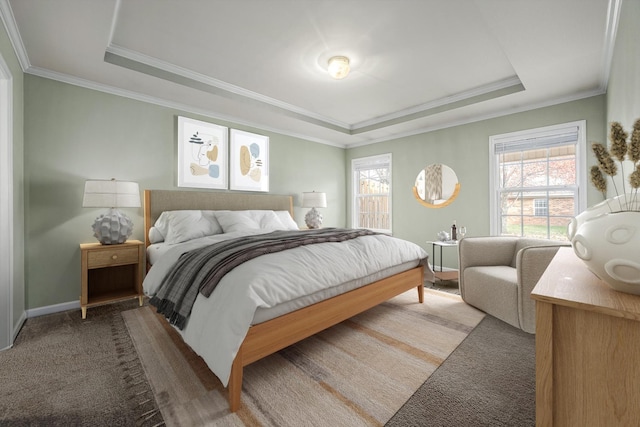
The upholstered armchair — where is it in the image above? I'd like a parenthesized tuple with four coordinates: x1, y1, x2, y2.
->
(458, 236, 570, 333)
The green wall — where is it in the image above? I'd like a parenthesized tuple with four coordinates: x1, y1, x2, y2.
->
(21, 79, 607, 308)
(23, 75, 345, 309)
(346, 95, 606, 268)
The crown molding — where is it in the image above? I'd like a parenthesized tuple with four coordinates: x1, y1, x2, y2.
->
(25, 66, 347, 148)
(346, 87, 607, 148)
(0, 0, 30, 71)
(598, 0, 622, 92)
(25, 64, 607, 151)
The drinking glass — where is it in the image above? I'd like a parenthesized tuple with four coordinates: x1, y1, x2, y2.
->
(458, 226, 467, 239)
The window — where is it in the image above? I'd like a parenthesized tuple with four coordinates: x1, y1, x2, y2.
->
(489, 121, 586, 240)
(534, 199, 548, 217)
(352, 154, 392, 233)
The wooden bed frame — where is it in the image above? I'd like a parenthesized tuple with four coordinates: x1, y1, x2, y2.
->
(143, 189, 425, 412)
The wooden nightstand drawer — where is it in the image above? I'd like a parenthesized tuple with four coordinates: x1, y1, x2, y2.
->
(87, 246, 139, 268)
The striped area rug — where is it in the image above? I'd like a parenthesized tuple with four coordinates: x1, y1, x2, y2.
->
(122, 289, 484, 426)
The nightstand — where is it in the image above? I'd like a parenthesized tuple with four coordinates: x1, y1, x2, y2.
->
(427, 240, 459, 281)
(80, 239, 145, 319)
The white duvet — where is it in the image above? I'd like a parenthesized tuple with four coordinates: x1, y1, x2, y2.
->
(143, 229, 430, 386)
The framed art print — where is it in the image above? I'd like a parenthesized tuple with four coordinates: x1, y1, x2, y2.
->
(230, 129, 269, 192)
(177, 116, 228, 189)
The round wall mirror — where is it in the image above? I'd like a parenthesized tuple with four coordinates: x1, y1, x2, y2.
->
(412, 163, 460, 208)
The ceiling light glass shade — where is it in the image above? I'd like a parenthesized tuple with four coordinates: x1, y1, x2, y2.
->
(82, 179, 141, 245)
(327, 56, 350, 79)
(302, 191, 327, 229)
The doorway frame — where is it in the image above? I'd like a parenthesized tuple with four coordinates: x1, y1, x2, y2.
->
(0, 52, 15, 350)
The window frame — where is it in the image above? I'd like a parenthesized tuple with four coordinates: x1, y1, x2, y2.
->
(489, 120, 587, 238)
(351, 153, 392, 234)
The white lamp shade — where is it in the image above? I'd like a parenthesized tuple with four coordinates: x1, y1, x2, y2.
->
(82, 179, 141, 208)
(302, 192, 327, 208)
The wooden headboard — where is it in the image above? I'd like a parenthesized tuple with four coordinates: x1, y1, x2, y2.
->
(143, 189, 294, 248)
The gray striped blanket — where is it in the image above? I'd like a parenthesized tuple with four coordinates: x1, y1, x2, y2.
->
(150, 228, 376, 329)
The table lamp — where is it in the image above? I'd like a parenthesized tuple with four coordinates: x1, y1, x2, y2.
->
(82, 178, 141, 245)
(302, 191, 327, 229)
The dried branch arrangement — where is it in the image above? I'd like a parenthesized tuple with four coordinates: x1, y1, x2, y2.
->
(590, 119, 640, 212)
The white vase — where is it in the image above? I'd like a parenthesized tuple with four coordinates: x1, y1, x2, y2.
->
(569, 199, 640, 295)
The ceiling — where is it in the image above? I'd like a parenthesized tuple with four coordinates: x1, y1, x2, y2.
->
(1, 0, 620, 148)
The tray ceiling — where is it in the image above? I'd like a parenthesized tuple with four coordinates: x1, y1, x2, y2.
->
(2, 0, 619, 147)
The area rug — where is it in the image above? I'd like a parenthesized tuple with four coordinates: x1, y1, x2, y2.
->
(425, 278, 459, 295)
(0, 300, 164, 426)
(123, 288, 485, 426)
(386, 315, 536, 426)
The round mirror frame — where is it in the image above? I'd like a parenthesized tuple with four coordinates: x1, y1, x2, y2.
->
(412, 164, 461, 208)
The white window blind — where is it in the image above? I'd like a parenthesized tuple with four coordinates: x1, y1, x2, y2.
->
(493, 128, 579, 154)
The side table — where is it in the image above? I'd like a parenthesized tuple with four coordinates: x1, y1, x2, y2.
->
(427, 240, 459, 281)
(80, 239, 145, 319)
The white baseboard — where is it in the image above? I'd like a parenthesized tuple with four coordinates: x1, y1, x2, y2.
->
(0, 302, 79, 351)
(26, 300, 80, 318)
(12, 310, 26, 340)
(2, 308, 29, 351)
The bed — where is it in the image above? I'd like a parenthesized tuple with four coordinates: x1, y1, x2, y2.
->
(142, 189, 434, 412)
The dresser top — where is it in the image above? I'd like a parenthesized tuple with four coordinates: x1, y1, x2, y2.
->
(531, 247, 640, 321)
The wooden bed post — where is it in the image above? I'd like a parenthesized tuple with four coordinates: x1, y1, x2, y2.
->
(418, 267, 425, 303)
(229, 348, 243, 412)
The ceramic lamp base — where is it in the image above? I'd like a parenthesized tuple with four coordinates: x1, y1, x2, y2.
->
(304, 207, 323, 229)
(92, 208, 134, 245)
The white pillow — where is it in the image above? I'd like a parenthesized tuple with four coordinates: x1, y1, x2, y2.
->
(152, 210, 222, 244)
(148, 226, 164, 244)
(215, 210, 290, 233)
(215, 211, 261, 233)
(250, 210, 289, 230)
(201, 211, 222, 228)
(274, 211, 299, 230)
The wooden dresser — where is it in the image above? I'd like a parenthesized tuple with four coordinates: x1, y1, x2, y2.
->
(531, 247, 640, 426)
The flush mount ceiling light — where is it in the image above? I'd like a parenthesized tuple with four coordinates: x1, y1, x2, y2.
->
(327, 56, 350, 79)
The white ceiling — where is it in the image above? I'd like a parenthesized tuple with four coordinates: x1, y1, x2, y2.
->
(1, 0, 620, 147)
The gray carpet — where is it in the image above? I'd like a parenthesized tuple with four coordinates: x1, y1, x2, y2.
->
(386, 315, 535, 426)
(0, 300, 164, 427)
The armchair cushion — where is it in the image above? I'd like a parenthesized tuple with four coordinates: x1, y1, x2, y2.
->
(463, 266, 519, 327)
(459, 236, 569, 333)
